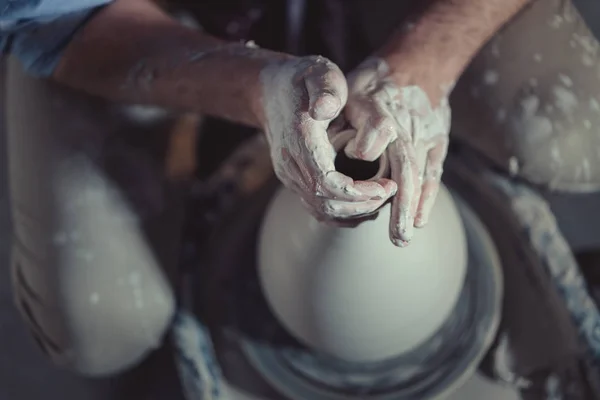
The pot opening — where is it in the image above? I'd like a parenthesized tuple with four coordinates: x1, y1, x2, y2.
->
(334, 151, 381, 181)
(330, 129, 389, 181)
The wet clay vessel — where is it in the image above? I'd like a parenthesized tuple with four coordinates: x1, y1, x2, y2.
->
(258, 130, 468, 363)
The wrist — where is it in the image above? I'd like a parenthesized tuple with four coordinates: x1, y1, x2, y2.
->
(254, 56, 303, 132)
(381, 50, 459, 102)
(376, 22, 472, 92)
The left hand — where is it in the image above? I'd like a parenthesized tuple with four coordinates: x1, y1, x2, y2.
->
(344, 57, 452, 247)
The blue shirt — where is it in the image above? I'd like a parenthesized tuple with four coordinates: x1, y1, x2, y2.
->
(0, 0, 112, 76)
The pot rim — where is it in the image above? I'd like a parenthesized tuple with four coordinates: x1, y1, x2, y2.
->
(330, 129, 390, 180)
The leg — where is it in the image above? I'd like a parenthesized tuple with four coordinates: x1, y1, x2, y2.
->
(6, 58, 181, 377)
(451, 0, 600, 192)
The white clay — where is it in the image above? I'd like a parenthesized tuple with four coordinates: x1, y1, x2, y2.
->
(258, 183, 468, 363)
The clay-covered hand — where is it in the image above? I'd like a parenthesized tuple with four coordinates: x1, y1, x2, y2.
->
(345, 57, 452, 246)
(260, 56, 396, 221)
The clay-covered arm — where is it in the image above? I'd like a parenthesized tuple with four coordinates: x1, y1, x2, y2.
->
(53, 0, 291, 128)
(55, 0, 397, 223)
(377, 0, 532, 99)
(343, 0, 531, 245)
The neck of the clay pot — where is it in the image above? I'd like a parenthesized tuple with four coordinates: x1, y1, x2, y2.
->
(330, 129, 390, 181)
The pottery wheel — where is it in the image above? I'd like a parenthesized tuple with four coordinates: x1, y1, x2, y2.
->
(193, 178, 503, 400)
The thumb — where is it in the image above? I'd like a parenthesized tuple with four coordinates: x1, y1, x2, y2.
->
(304, 61, 348, 121)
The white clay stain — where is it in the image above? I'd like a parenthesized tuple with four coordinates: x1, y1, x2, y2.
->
(509, 157, 519, 176)
(582, 54, 595, 67)
(558, 74, 573, 87)
(483, 70, 499, 85)
(551, 143, 562, 165)
(512, 94, 553, 143)
(548, 15, 563, 29)
(552, 86, 578, 114)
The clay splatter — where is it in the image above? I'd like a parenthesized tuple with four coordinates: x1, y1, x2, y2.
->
(552, 86, 578, 114)
(548, 15, 563, 29)
(558, 74, 573, 88)
(512, 95, 553, 143)
(483, 70, 499, 86)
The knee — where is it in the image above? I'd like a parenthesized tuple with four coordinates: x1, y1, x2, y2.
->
(451, 0, 600, 191)
(63, 285, 176, 377)
(12, 254, 176, 377)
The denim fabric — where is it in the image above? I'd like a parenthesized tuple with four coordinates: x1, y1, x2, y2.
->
(0, 0, 111, 76)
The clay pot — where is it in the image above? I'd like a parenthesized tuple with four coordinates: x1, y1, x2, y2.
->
(257, 130, 468, 363)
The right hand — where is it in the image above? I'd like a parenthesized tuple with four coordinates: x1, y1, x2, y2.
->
(260, 56, 396, 222)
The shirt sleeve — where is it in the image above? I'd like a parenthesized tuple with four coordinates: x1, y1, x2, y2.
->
(0, 0, 113, 77)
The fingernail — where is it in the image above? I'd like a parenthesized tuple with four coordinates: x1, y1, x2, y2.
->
(415, 196, 435, 227)
(402, 227, 414, 242)
(359, 141, 377, 161)
(414, 214, 428, 228)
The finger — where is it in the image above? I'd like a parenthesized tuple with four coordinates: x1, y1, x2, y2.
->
(293, 133, 369, 201)
(415, 138, 448, 227)
(300, 182, 392, 222)
(325, 213, 380, 228)
(319, 197, 389, 219)
(304, 61, 348, 121)
(323, 171, 390, 200)
(353, 178, 397, 199)
(388, 139, 421, 246)
(297, 120, 389, 201)
(300, 198, 379, 228)
(344, 99, 397, 161)
(415, 145, 429, 182)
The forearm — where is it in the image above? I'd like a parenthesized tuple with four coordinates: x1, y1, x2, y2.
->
(378, 0, 532, 87)
(53, 0, 290, 128)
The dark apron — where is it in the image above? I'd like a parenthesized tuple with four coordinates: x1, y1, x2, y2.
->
(168, 0, 420, 71)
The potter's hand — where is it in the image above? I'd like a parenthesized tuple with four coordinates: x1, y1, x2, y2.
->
(261, 56, 396, 221)
(345, 58, 451, 246)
